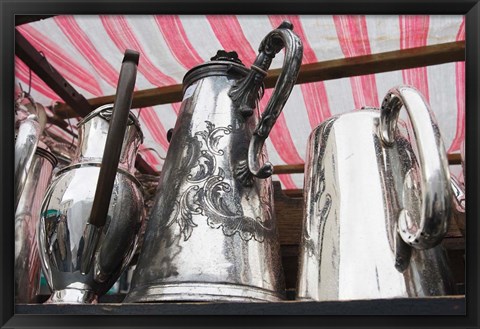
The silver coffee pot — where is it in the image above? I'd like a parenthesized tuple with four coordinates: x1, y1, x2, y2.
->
(297, 86, 455, 301)
(37, 50, 145, 303)
(15, 143, 57, 303)
(125, 22, 303, 303)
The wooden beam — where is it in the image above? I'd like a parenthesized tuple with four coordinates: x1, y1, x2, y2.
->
(273, 153, 462, 175)
(54, 41, 465, 119)
(15, 29, 93, 117)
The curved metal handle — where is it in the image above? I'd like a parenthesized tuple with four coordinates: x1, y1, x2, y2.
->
(230, 21, 303, 185)
(380, 85, 452, 249)
(81, 49, 140, 274)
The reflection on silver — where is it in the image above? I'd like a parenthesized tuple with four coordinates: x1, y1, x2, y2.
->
(38, 105, 145, 304)
(380, 86, 452, 249)
(15, 145, 57, 303)
(297, 86, 455, 301)
(125, 22, 303, 303)
(15, 110, 40, 210)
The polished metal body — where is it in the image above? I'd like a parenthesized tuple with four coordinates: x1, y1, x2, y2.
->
(38, 105, 144, 303)
(297, 86, 455, 301)
(15, 144, 57, 303)
(14, 99, 46, 210)
(125, 23, 303, 303)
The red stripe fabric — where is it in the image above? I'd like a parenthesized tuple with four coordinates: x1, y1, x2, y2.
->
(268, 15, 332, 128)
(15, 57, 60, 101)
(154, 16, 204, 69)
(138, 145, 160, 166)
(399, 16, 430, 101)
(101, 16, 178, 87)
(101, 16, 182, 114)
(17, 25, 103, 97)
(55, 16, 170, 153)
(54, 16, 119, 87)
(449, 18, 465, 153)
(333, 15, 379, 108)
(206, 15, 303, 189)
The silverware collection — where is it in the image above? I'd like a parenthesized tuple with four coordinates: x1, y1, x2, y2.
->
(14, 21, 466, 304)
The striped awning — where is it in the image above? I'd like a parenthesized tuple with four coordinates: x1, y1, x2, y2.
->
(15, 15, 465, 189)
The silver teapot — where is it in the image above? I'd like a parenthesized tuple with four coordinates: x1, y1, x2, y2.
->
(37, 50, 145, 303)
(125, 22, 303, 303)
(15, 143, 57, 303)
(297, 86, 455, 301)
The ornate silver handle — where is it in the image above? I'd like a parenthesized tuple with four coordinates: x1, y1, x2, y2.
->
(380, 86, 452, 249)
(230, 21, 303, 186)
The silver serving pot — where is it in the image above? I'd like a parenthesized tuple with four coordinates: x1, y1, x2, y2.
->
(297, 86, 455, 301)
(15, 143, 57, 303)
(125, 22, 303, 303)
(38, 50, 145, 303)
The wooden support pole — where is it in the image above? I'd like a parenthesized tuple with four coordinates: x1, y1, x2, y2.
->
(54, 41, 465, 119)
(15, 29, 93, 117)
(273, 153, 462, 175)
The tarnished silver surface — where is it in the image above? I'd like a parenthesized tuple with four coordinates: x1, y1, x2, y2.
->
(38, 105, 144, 304)
(297, 87, 455, 301)
(125, 22, 303, 303)
(15, 145, 57, 303)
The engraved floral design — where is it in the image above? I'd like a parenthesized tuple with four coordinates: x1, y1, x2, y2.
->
(303, 119, 335, 257)
(167, 121, 273, 242)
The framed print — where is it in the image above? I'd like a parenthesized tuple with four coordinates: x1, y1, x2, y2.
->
(1, 1, 478, 328)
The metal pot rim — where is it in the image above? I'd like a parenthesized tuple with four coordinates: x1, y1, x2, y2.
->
(78, 104, 144, 142)
(182, 60, 252, 92)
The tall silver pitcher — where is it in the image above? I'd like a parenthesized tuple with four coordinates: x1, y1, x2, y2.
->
(297, 86, 455, 301)
(15, 143, 57, 303)
(125, 22, 303, 303)
(37, 50, 145, 303)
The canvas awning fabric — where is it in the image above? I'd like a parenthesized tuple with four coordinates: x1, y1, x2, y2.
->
(15, 15, 465, 189)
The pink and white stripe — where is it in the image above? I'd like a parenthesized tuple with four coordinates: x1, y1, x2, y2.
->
(54, 16, 168, 165)
(269, 15, 333, 128)
(17, 24, 103, 98)
(333, 15, 379, 108)
(15, 15, 465, 187)
(449, 18, 465, 153)
(400, 16, 430, 101)
(206, 15, 303, 188)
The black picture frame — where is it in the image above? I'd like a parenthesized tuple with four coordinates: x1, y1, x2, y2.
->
(1, 1, 479, 328)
